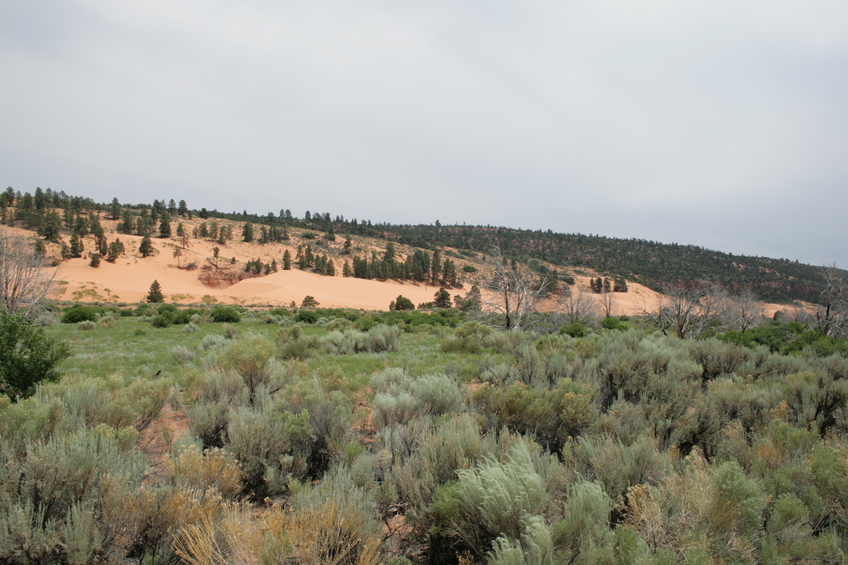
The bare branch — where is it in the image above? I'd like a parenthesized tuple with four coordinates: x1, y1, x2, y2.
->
(0, 228, 55, 318)
(476, 247, 548, 330)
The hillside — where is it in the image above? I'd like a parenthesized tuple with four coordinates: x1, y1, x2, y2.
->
(0, 187, 834, 308)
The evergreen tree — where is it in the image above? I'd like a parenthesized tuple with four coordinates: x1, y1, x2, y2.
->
(107, 239, 124, 262)
(159, 218, 171, 238)
(69, 234, 84, 258)
(243, 222, 254, 242)
(343, 235, 352, 254)
(343, 260, 352, 277)
(89, 253, 100, 268)
(431, 249, 442, 285)
(178, 199, 188, 217)
(118, 210, 135, 234)
(139, 235, 154, 258)
(146, 280, 164, 303)
(283, 249, 292, 270)
(434, 287, 452, 308)
(109, 197, 121, 219)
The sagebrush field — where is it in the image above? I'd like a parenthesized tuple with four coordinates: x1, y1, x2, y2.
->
(3, 302, 848, 565)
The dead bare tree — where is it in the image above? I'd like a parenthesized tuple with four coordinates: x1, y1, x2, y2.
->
(641, 281, 728, 338)
(0, 228, 55, 317)
(599, 290, 616, 318)
(557, 285, 598, 325)
(726, 286, 764, 332)
(477, 248, 548, 330)
(817, 263, 848, 338)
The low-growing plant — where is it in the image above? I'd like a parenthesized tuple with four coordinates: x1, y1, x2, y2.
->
(77, 319, 96, 331)
(172, 345, 196, 363)
(211, 306, 241, 323)
(61, 305, 97, 324)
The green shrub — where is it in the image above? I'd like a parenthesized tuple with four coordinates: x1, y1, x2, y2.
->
(77, 320, 96, 331)
(471, 379, 597, 454)
(560, 323, 587, 338)
(61, 305, 96, 324)
(150, 313, 172, 328)
(295, 310, 319, 324)
(210, 306, 241, 323)
(601, 317, 627, 331)
(0, 311, 70, 400)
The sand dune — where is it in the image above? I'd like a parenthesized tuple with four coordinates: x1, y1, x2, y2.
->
(5, 223, 785, 316)
(47, 232, 446, 310)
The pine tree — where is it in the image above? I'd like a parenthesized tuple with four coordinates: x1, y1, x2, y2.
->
(89, 253, 100, 268)
(159, 218, 171, 238)
(139, 235, 154, 258)
(146, 280, 164, 303)
(69, 234, 84, 258)
(431, 249, 442, 285)
(283, 249, 292, 270)
(434, 287, 452, 308)
(109, 197, 121, 219)
(243, 222, 254, 242)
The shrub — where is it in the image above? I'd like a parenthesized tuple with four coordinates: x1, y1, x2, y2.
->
(277, 326, 321, 360)
(210, 306, 241, 323)
(455, 442, 551, 560)
(0, 425, 147, 563)
(224, 406, 310, 498)
(552, 481, 614, 564)
(0, 311, 70, 400)
(199, 333, 229, 350)
(392, 295, 415, 311)
(77, 320, 96, 331)
(284, 466, 382, 565)
(62, 305, 96, 324)
(560, 323, 588, 338)
(150, 313, 172, 328)
(295, 309, 319, 324)
(172, 345, 196, 363)
(601, 317, 627, 331)
(218, 334, 279, 403)
(321, 324, 401, 355)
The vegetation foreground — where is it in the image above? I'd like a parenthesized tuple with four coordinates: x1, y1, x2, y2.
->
(3, 300, 848, 565)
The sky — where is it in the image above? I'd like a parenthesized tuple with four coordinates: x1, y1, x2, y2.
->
(2, 1, 847, 267)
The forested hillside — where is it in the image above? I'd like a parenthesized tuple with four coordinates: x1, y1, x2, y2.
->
(1, 186, 837, 304)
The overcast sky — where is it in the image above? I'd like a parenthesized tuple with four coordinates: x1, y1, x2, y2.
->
(2, 1, 847, 266)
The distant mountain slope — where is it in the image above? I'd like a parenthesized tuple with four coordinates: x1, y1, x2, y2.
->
(343, 224, 828, 304)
